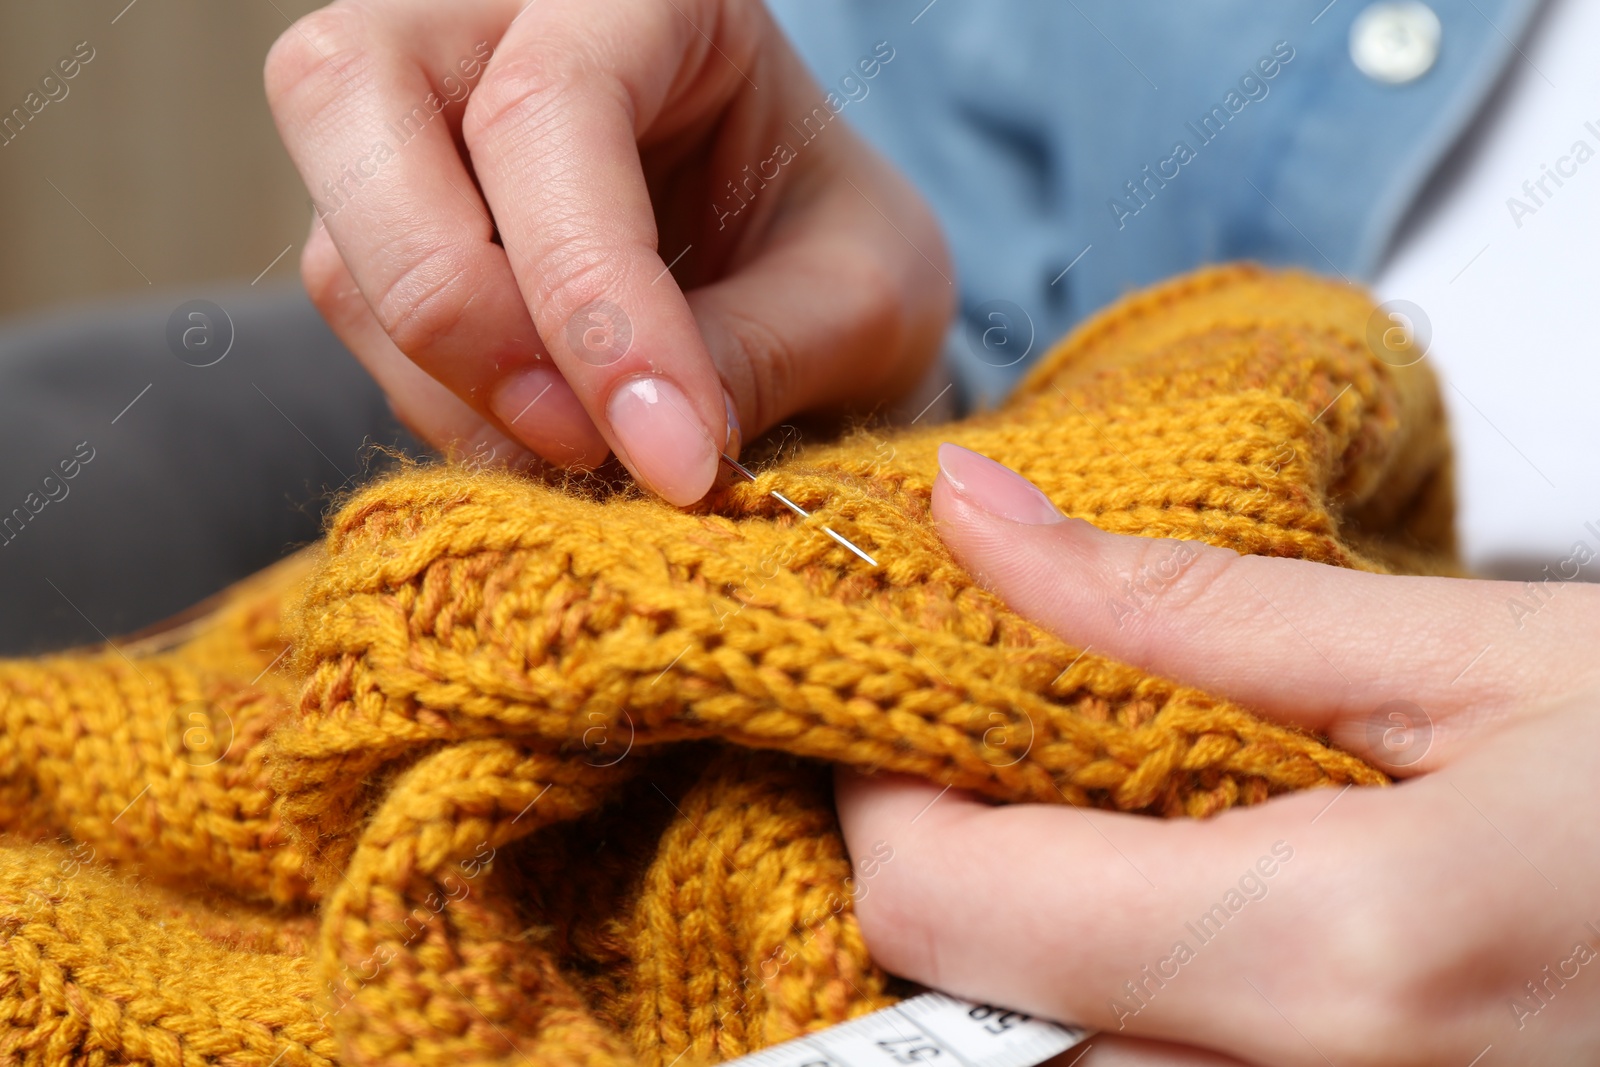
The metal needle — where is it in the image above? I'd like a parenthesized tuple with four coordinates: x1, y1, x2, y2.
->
(718, 453, 878, 567)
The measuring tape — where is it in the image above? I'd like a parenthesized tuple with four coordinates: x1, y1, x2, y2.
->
(721, 993, 1092, 1067)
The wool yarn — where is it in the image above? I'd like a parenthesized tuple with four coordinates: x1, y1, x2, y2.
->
(0, 265, 1456, 1066)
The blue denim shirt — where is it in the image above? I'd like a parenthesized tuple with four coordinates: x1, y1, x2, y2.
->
(766, 0, 1540, 410)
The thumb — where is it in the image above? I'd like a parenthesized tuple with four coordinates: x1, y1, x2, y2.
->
(928, 443, 1600, 772)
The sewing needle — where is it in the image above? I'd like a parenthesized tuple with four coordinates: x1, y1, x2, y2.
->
(718, 453, 879, 568)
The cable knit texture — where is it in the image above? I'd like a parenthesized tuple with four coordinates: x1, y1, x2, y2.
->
(0, 265, 1455, 1066)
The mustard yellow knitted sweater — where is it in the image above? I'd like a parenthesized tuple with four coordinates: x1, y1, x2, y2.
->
(0, 266, 1454, 1067)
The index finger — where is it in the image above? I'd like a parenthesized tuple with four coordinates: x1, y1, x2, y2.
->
(462, 0, 745, 505)
(264, 0, 611, 471)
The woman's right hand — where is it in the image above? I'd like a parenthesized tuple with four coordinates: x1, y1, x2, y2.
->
(265, 0, 954, 505)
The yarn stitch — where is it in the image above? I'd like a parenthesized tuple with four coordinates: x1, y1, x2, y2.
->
(0, 265, 1455, 1066)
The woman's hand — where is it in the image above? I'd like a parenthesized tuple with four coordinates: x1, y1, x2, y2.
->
(837, 444, 1600, 1066)
(265, 0, 953, 504)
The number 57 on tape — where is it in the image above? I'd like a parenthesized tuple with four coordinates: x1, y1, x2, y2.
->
(722, 992, 1091, 1067)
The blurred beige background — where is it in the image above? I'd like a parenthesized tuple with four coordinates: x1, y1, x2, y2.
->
(0, 0, 323, 318)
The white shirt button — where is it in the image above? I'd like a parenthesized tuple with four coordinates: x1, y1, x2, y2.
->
(1350, 2, 1442, 84)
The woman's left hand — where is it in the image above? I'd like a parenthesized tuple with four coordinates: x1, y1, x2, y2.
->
(836, 444, 1600, 1066)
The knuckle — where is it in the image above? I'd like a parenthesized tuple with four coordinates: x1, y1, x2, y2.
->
(371, 246, 479, 357)
(858, 258, 925, 390)
(462, 50, 594, 150)
(298, 232, 349, 314)
(883, 192, 953, 298)
(716, 309, 796, 431)
(917, 216, 956, 300)
(844, 255, 905, 349)
(526, 238, 627, 330)
(1115, 535, 1231, 618)
(1326, 974, 1448, 1062)
(1299, 885, 1465, 1060)
(263, 4, 373, 116)
(861, 254, 907, 324)
(1167, 545, 1242, 616)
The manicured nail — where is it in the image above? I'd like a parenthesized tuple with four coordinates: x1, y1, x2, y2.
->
(607, 375, 719, 506)
(722, 388, 742, 458)
(937, 442, 1066, 525)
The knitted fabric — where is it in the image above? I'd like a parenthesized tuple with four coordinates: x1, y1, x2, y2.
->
(0, 265, 1455, 1066)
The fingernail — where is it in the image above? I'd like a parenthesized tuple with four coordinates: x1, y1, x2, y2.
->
(607, 375, 719, 506)
(722, 388, 742, 458)
(937, 442, 1066, 525)
(490, 364, 565, 433)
